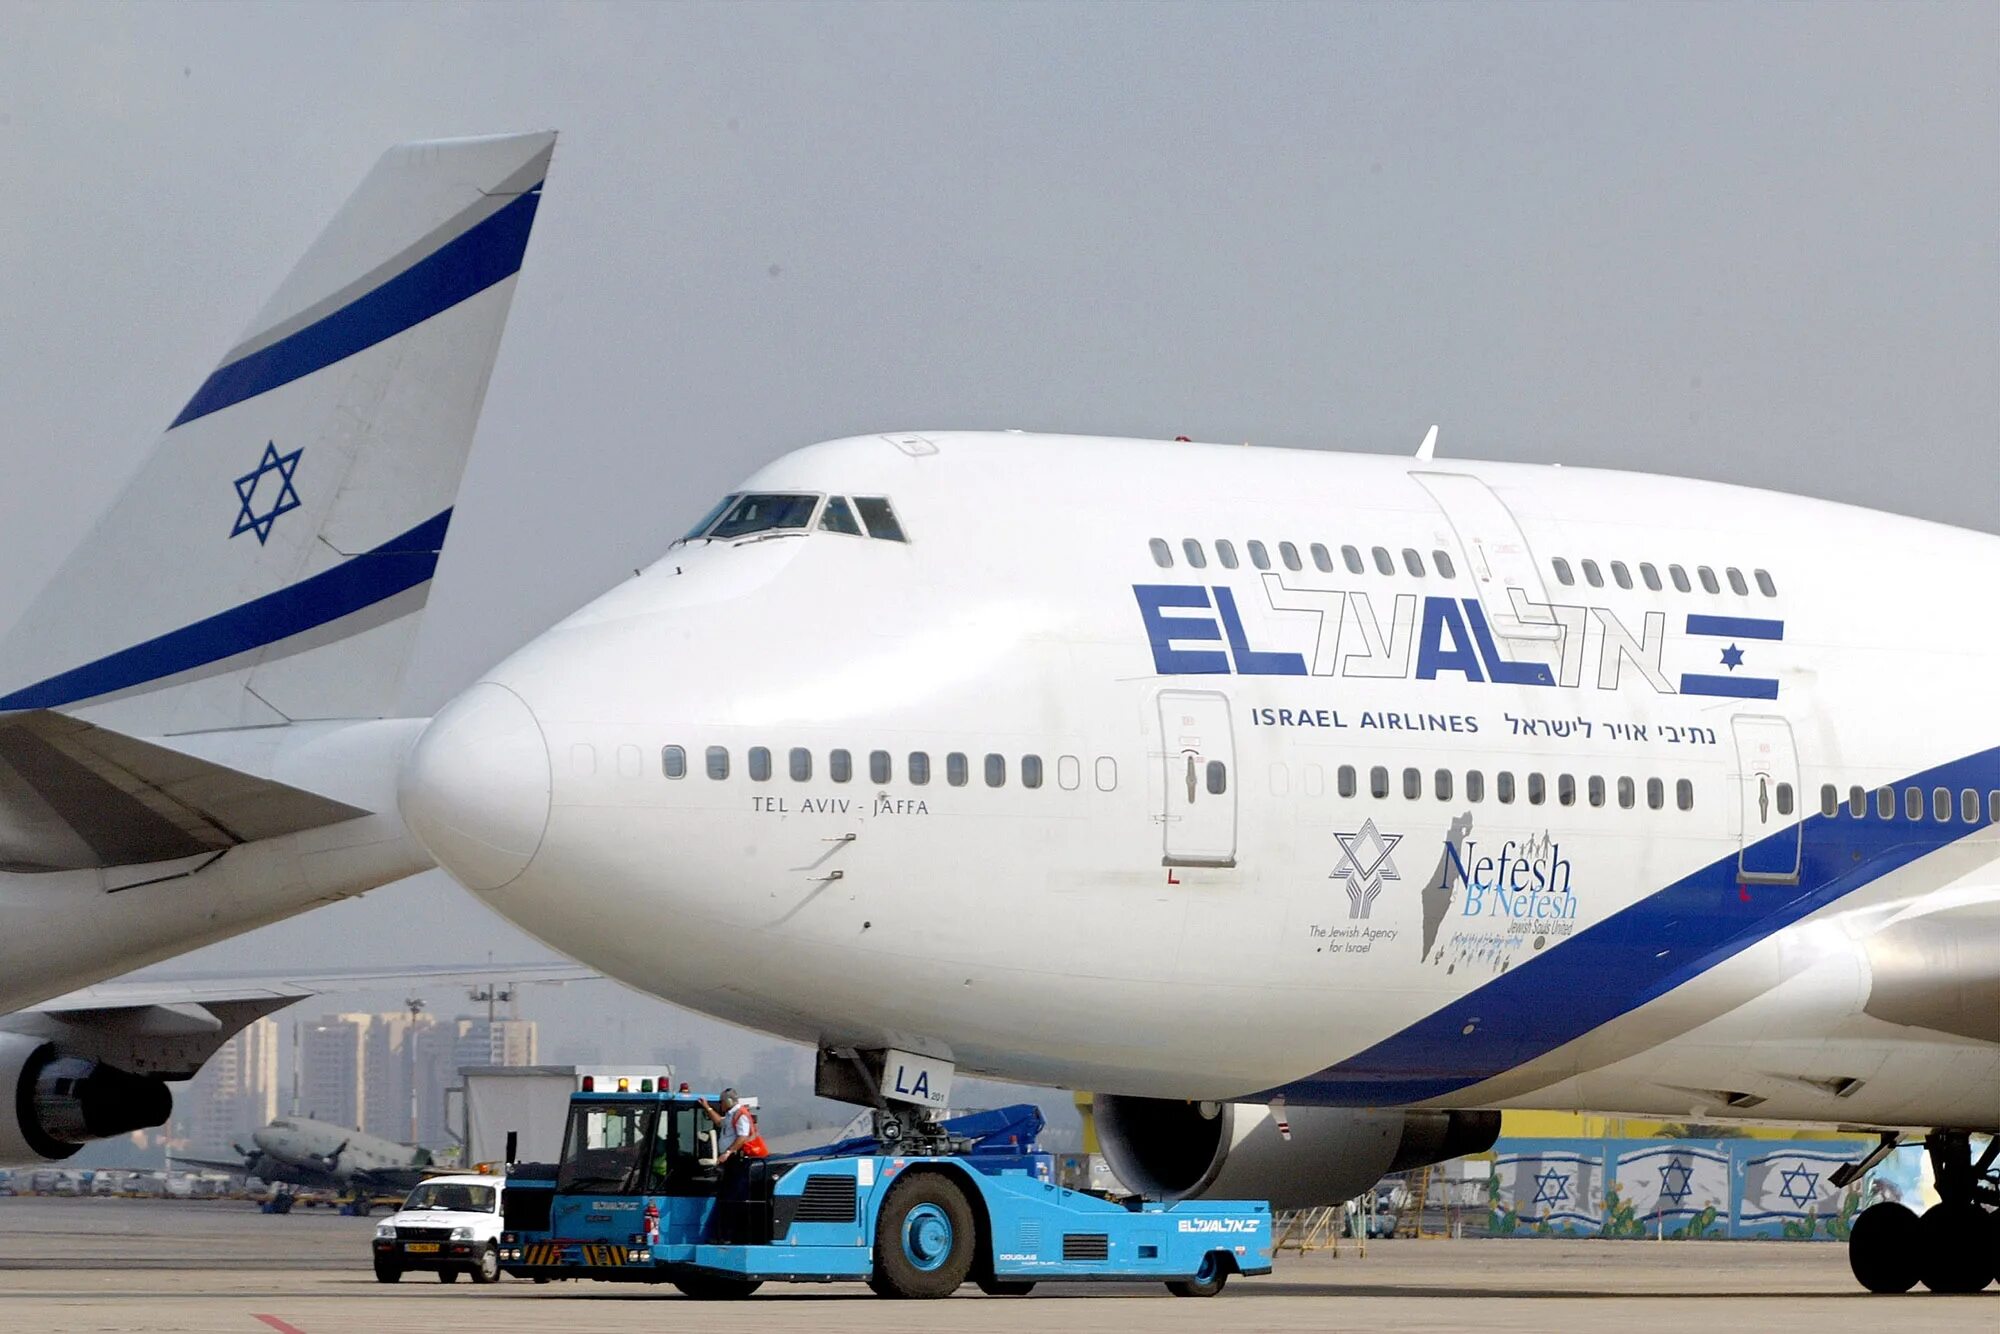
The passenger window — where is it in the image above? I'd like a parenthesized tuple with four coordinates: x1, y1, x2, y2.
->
(908, 752, 931, 785)
(1933, 787, 1951, 822)
(1647, 777, 1665, 810)
(1466, 770, 1485, 802)
(1528, 773, 1547, 805)
(662, 745, 686, 779)
(1057, 755, 1080, 790)
(1877, 786, 1894, 819)
(709, 493, 820, 540)
(1991, 791, 2000, 824)
(790, 748, 812, 782)
(1182, 539, 1207, 569)
(1775, 782, 1793, 815)
(1280, 541, 1303, 572)
(1618, 776, 1635, 809)
(1206, 761, 1227, 795)
(1435, 768, 1453, 801)
(1216, 539, 1240, 570)
(1403, 767, 1421, 800)
(1338, 765, 1357, 798)
(1698, 566, 1721, 594)
(1433, 550, 1456, 579)
(947, 753, 969, 787)
(829, 749, 852, 783)
(1552, 558, 1574, 586)
(1678, 779, 1695, 811)
(1372, 546, 1395, 576)
(1497, 772, 1516, 804)
(706, 746, 729, 780)
(870, 750, 892, 784)
(1669, 565, 1692, 593)
(1370, 766, 1390, 799)
(1582, 560, 1603, 588)
(1342, 545, 1365, 574)
(1819, 785, 1837, 817)
(1149, 538, 1173, 569)
(749, 747, 772, 782)
(854, 496, 907, 542)
(1311, 543, 1335, 573)
(1962, 788, 1979, 823)
(1640, 563, 1663, 591)
(1755, 569, 1778, 598)
(1095, 757, 1118, 792)
(1848, 786, 1865, 818)
(1303, 764, 1325, 798)
(985, 754, 1006, 788)
(1905, 787, 1922, 821)
(1588, 775, 1605, 807)
(1558, 774, 1576, 806)
(1022, 755, 1044, 789)
(1402, 548, 1425, 577)
(1611, 561, 1632, 590)
(1247, 540, 1271, 570)
(1727, 568, 1749, 596)
(819, 496, 863, 536)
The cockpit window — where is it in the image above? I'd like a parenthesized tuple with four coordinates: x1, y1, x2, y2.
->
(681, 494, 737, 541)
(705, 493, 819, 540)
(854, 497, 907, 542)
(819, 497, 863, 536)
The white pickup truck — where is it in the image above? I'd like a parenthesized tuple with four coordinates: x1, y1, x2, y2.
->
(372, 1174, 506, 1283)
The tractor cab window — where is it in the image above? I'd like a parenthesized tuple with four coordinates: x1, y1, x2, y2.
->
(556, 1102, 655, 1194)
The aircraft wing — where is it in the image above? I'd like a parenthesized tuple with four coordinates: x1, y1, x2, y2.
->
(0, 709, 367, 872)
(168, 1154, 257, 1177)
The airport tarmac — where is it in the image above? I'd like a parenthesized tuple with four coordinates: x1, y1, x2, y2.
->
(1, 1196, 1994, 1332)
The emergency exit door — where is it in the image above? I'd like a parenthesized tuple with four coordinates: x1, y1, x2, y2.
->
(1157, 690, 1237, 868)
(1732, 715, 1801, 884)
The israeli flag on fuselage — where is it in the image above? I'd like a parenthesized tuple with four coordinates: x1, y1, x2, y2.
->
(0, 132, 555, 733)
(1678, 614, 1784, 699)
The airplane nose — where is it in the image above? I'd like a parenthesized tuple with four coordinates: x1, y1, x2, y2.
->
(399, 682, 552, 891)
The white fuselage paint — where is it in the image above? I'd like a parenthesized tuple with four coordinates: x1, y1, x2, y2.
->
(406, 433, 2000, 1131)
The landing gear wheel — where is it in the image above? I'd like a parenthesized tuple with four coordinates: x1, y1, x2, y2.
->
(1167, 1253, 1229, 1298)
(1848, 1202, 1921, 1293)
(372, 1261, 402, 1284)
(470, 1244, 501, 1284)
(1919, 1201, 1994, 1294)
(871, 1173, 976, 1298)
(671, 1276, 764, 1299)
(437, 1268, 459, 1283)
(975, 1277, 1035, 1295)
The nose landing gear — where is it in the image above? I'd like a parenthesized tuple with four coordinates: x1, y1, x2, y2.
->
(1848, 1130, 2000, 1293)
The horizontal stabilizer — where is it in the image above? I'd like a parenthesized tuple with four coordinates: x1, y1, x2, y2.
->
(0, 710, 367, 872)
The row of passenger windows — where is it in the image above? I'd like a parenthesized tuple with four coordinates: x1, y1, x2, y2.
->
(1333, 764, 1698, 812)
(662, 746, 1119, 792)
(1820, 783, 2000, 825)
(1551, 557, 1777, 598)
(1151, 538, 1458, 579)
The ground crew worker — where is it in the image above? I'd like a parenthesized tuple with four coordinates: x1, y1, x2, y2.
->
(698, 1088, 768, 1165)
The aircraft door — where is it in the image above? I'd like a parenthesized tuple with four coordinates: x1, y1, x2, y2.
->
(1732, 715, 1801, 884)
(1157, 690, 1237, 868)
(1414, 472, 1559, 662)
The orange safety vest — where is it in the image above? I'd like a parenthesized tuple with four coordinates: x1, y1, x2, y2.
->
(729, 1105, 769, 1159)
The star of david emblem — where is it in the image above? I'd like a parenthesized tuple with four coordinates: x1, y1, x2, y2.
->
(1330, 818, 1401, 920)
(231, 440, 303, 544)
(1657, 1158, 1694, 1205)
(1531, 1167, 1571, 1208)
(1720, 643, 1745, 670)
(1777, 1163, 1820, 1207)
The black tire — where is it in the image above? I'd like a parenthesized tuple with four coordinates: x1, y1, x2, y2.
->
(1919, 1201, 1993, 1294)
(1849, 1201, 1921, 1293)
(672, 1276, 764, 1300)
(975, 1277, 1035, 1296)
(1167, 1252, 1230, 1298)
(872, 1173, 977, 1299)
(470, 1244, 501, 1284)
(437, 1268, 459, 1283)
(373, 1261, 402, 1284)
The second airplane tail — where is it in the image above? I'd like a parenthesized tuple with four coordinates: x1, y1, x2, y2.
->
(0, 131, 556, 733)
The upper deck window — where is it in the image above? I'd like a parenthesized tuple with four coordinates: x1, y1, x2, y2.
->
(707, 493, 819, 540)
(819, 497, 863, 536)
(854, 497, 907, 542)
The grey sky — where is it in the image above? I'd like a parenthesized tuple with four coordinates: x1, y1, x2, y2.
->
(4, 1, 1999, 1079)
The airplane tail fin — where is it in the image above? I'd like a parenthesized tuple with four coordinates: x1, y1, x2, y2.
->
(0, 132, 556, 732)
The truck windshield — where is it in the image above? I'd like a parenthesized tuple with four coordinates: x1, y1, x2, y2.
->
(402, 1182, 495, 1212)
(556, 1103, 655, 1194)
(705, 493, 819, 540)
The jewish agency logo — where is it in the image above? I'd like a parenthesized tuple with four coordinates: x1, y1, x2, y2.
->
(1330, 818, 1402, 920)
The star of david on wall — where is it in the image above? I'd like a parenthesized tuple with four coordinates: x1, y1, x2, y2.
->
(232, 440, 303, 544)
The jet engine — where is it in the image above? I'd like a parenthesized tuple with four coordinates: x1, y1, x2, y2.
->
(1094, 1095, 1500, 1211)
(0, 1033, 173, 1164)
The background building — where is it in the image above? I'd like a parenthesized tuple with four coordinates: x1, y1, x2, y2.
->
(173, 1017, 279, 1157)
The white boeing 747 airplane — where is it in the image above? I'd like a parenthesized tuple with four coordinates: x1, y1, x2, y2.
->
(400, 429, 2000, 1293)
(0, 132, 559, 1167)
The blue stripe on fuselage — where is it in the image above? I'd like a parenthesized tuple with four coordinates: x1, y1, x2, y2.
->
(1274, 747, 2000, 1105)
(0, 510, 452, 711)
(169, 185, 542, 430)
